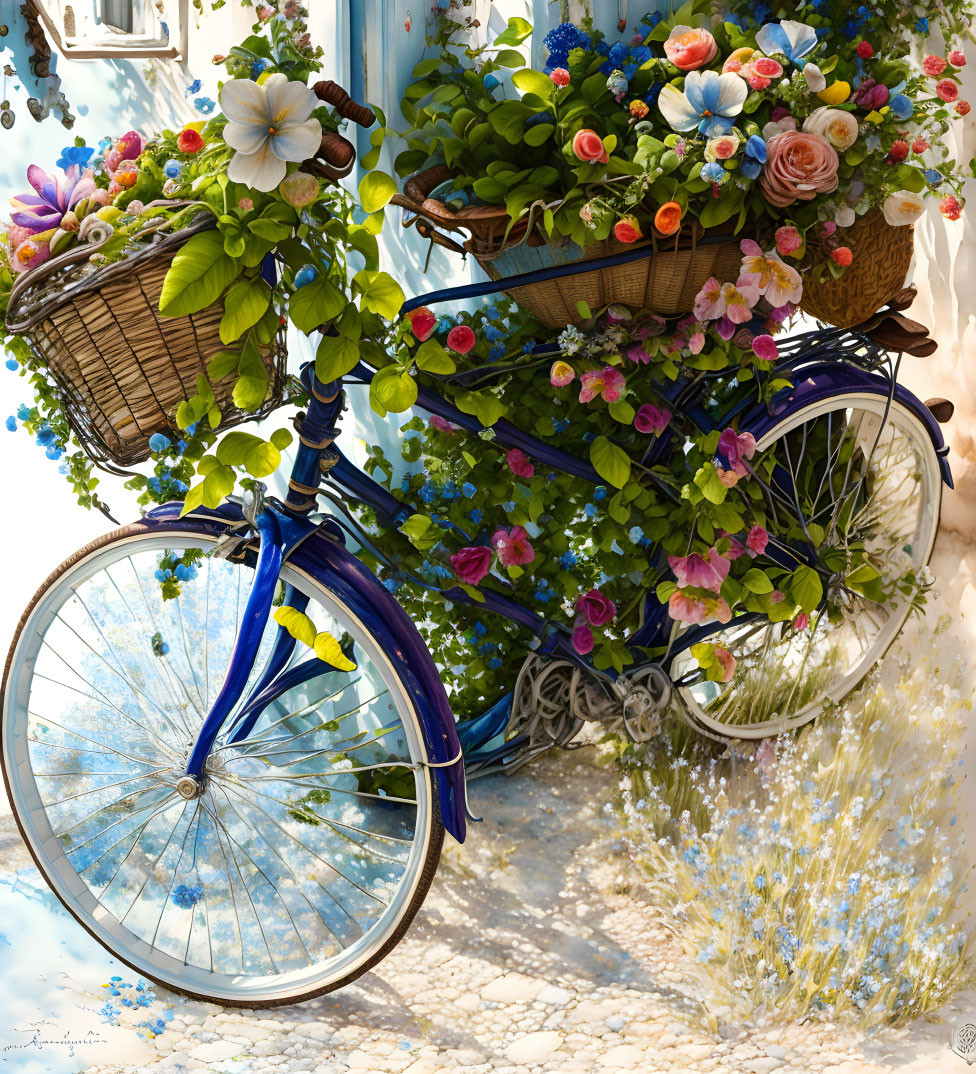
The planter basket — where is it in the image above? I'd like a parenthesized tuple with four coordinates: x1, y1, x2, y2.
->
(799, 210, 915, 329)
(394, 167, 744, 329)
(4, 218, 286, 469)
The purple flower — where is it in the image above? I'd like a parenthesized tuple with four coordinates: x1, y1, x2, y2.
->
(571, 624, 594, 654)
(716, 427, 757, 476)
(10, 164, 96, 234)
(634, 403, 670, 435)
(575, 588, 616, 626)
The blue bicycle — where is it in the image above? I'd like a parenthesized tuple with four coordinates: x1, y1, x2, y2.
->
(0, 254, 951, 1004)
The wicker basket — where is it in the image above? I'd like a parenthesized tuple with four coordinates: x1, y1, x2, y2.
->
(799, 210, 915, 329)
(4, 218, 286, 469)
(393, 168, 744, 329)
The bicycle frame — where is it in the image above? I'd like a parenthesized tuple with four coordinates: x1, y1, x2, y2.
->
(170, 277, 953, 838)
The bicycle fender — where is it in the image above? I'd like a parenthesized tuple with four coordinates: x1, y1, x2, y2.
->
(742, 362, 953, 490)
(139, 505, 467, 843)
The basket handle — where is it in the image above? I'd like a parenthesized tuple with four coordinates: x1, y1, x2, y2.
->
(313, 81, 376, 128)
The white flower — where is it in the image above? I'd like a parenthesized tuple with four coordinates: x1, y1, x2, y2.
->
(803, 106, 859, 150)
(220, 73, 322, 192)
(882, 189, 925, 226)
(802, 63, 826, 92)
(761, 114, 797, 141)
(834, 204, 856, 227)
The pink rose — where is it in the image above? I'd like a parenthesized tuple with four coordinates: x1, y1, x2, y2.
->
(714, 646, 736, 682)
(572, 624, 594, 654)
(506, 448, 535, 478)
(949, 49, 967, 68)
(575, 588, 616, 626)
(550, 68, 570, 86)
(717, 427, 757, 476)
(936, 78, 959, 102)
(745, 525, 769, 557)
(760, 131, 839, 208)
(492, 525, 534, 566)
(664, 26, 718, 71)
(429, 414, 456, 435)
(668, 547, 731, 594)
(634, 403, 670, 435)
(450, 546, 492, 585)
(407, 306, 437, 342)
(752, 56, 783, 78)
(923, 54, 947, 77)
(572, 128, 609, 164)
(774, 224, 802, 255)
(752, 334, 779, 361)
(446, 325, 476, 353)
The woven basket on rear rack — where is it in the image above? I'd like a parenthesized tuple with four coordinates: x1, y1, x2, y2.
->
(392, 167, 745, 329)
(799, 210, 915, 329)
(4, 217, 286, 469)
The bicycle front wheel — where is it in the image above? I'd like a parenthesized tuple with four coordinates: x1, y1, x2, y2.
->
(1, 522, 443, 1006)
(669, 393, 942, 739)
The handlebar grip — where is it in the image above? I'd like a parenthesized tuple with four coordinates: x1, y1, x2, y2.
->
(313, 80, 375, 128)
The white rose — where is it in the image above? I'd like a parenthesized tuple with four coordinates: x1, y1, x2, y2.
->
(882, 189, 925, 226)
(834, 205, 856, 227)
(803, 106, 859, 151)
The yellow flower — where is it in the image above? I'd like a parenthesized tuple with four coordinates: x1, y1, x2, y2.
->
(865, 109, 884, 124)
(816, 80, 851, 106)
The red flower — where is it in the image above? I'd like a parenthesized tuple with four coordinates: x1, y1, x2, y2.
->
(177, 128, 204, 154)
(887, 139, 909, 163)
(957, 100, 971, 116)
(450, 546, 492, 586)
(572, 128, 609, 164)
(831, 246, 853, 267)
(506, 448, 535, 479)
(940, 195, 962, 220)
(912, 137, 929, 153)
(446, 325, 476, 354)
(923, 54, 947, 77)
(550, 68, 570, 86)
(614, 215, 643, 243)
(407, 306, 436, 341)
(855, 41, 874, 59)
(937, 78, 960, 102)
(949, 49, 968, 68)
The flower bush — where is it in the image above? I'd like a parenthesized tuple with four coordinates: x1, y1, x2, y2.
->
(395, 0, 971, 278)
(1, 2, 403, 518)
(617, 636, 975, 1025)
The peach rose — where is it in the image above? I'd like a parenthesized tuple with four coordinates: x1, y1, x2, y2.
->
(572, 128, 609, 164)
(802, 106, 859, 151)
(760, 130, 839, 208)
(664, 26, 718, 71)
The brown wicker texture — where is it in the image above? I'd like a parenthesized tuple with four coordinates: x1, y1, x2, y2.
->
(475, 234, 745, 330)
(799, 211, 915, 329)
(392, 168, 745, 328)
(5, 225, 286, 469)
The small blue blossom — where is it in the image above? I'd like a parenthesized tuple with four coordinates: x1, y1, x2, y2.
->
(186, 79, 202, 95)
(4, 416, 16, 432)
(195, 97, 216, 114)
(483, 73, 500, 91)
(294, 265, 318, 288)
(584, 503, 598, 518)
(489, 343, 505, 360)
(148, 432, 171, 453)
(484, 324, 503, 341)
(702, 162, 727, 183)
(523, 341, 534, 353)
(916, 15, 929, 32)
(56, 145, 95, 172)
(593, 485, 607, 501)
(16, 403, 30, 420)
(488, 657, 502, 669)
(5, 357, 18, 371)
(469, 508, 483, 524)
(462, 482, 477, 498)
(558, 551, 577, 569)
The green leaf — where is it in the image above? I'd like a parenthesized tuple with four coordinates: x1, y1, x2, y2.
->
(494, 16, 532, 44)
(790, 564, 824, 613)
(589, 436, 631, 488)
(273, 605, 317, 647)
(399, 513, 439, 550)
(523, 123, 555, 147)
(457, 582, 486, 603)
(370, 366, 418, 413)
(206, 349, 240, 381)
(511, 68, 553, 99)
(159, 231, 239, 317)
(270, 428, 292, 451)
(220, 277, 272, 345)
(247, 217, 292, 242)
(358, 171, 398, 213)
(313, 630, 358, 671)
(356, 270, 405, 320)
(493, 49, 526, 67)
(289, 275, 346, 334)
(414, 338, 456, 374)
(693, 463, 728, 505)
(607, 399, 635, 424)
(232, 337, 269, 411)
(315, 333, 361, 382)
(453, 389, 507, 427)
(742, 568, 774, 594)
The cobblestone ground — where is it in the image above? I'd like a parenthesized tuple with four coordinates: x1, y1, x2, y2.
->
(0, 742, 965, 1074)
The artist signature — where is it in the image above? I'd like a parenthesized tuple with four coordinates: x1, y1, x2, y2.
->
(2, 1019, 107, 1059)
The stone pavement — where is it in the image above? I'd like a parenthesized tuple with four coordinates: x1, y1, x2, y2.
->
(51, 747, 974, 1074)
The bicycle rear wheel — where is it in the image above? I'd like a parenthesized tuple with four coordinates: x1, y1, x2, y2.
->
(669, 393, 942, 738)
(1, 522, 443, 1006)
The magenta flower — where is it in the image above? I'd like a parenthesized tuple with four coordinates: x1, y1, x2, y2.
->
(793, 612, 809, 631)
(429, 414, 456, 435)
(579, 365, 626, 403)
(752, 334, 779, 361)
(103, 130, 143, 175)
(668, 591, 732, 626)
(10, 164, 96, 234)
(719, 531, 747, 559)
(506, 448, 535, 479)
(634, 403, 670, 435)
(571, 624, 594, 654)
(450, 546, 492, 585)
(745, 525, 769, 557)
(575, 588, 616, 626)
(716, 427, 757, 477)
(668, 547, 731, 594)
(492, 525, 535, 566)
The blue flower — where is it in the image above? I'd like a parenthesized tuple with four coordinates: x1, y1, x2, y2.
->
(584, 503, 598, 517)
(483, 74, 500, 91)
(16, 403, 30, 420)
(502, 500, 515, 512)
(489, 343, 505, 360)
(609, 43, 629, 67)
(5, 358, 18, 371)
(593, 485, 607, 501)
(632, 46, 652, 65)
(149, 432, 171, 453)
(195, 97, 216, 114)
(461, 482, 477, 498)
(925, 168, 943, 185)
(294, 265, 318, 288)
(250, 57, 271, 78)
(419, 482, 436, 503)
(382, 577, 402, 593)
(701, 161, 726, 183)
(438, 316, 454, 334)
(46, 445, 63, 460)
(742, 134, 767, 180)
(755, 20, 818, 66)
(186, 78, 203, 95)
(525, 111, 555, 128)
(470, 508, 483, 523)
(558, 551, 577, 569)
(553, 418, 570, 433)
(484, 324, 503, 341)
(5, 416, 16, 432)
(888, 94, 913, 120)
(488, 657, 502, 669)
(35, 423, 58, 448)
(916, 16, 929, 32)
(56, 145, 95, 172)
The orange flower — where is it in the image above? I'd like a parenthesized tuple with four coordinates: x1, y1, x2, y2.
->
(572, 128, 609, 164)
(629, 99, 649, 119)
(614, 215, 643, 243)
(654, 201, 683, 236)
(177, 128, 205, 154)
